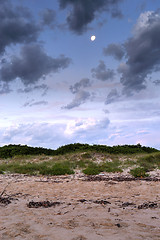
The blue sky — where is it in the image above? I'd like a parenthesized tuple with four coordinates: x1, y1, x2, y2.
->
(0, 0, 160, 149)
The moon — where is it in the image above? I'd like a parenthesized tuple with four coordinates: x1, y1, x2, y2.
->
(91, 35, 96, 41)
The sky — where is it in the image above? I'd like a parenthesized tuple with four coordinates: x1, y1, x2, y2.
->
(0, 0, 160, 150)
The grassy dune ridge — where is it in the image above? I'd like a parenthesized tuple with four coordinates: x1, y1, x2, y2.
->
(0, 143, 159, 177)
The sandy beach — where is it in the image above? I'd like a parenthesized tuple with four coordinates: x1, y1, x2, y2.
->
(0, 173, 160, 240)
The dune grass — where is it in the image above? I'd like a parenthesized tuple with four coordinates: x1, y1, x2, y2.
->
(137, 152, 160, 171)
(0, 150, 159, 176)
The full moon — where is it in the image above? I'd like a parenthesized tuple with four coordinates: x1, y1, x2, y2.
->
(91, 35, 96, 41)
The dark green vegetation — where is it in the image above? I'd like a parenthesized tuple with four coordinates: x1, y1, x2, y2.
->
(0, 143, 159, 177)
(55, 143, 158, 155)
(0, 144, 54, 159)
(0, 143, 158, 159)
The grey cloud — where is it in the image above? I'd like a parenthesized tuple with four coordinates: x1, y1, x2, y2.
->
(23, 100, 48, 107)
(119, 10, 160, 95)
(18, 84, 48, 95)
(0, 0, 40, 54)
(153, 80, 160, 85)
(91, 61, 115, 81)
(63, 90, 91, 109)
(98, 19, 107, 28)
(40, 9, 56, 27)
(70, 78, 91, 94)
(0, 82, 11, 94)
(94, 118, 110, 129)
(103, 43, 124, 60)
(105, 88, 120, 104)
(1, 58, 7, 64)
(111, 8, 123, 19)
(64, 78, 93, 109)
(59, 0, 123, 34)
(0, 44, 71, 85)
(103, 109, 110, 114)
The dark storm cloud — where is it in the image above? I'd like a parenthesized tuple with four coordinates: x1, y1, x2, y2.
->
(91, 61, 115, 81)
(119, 11, 160, 95)
(105, 88, 120, 104)
(59, 0, 123, 34)
(0, 44, 71, 85)
(69, 78, 91, 94)
(63, 90, 91, 109)
(40, 9, 56, 27)
(103, 43, 125, 60)
(0, 0, 40, 54)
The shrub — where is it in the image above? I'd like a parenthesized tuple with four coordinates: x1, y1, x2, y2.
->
(81, 153, 92, 159)
(130, 167, 149, 178)
(100, 160, 123, 173)
(40, 163, 74, 176)
(0, 164, 5, 173)
(82, 161, 100, 175)
(83, 166, 101, 175)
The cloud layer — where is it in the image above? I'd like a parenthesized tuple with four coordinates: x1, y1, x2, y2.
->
(1, 117, 110, 149)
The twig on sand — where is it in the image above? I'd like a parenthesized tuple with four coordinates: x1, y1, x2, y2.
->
(0, 181, 14, 206)
(0, 182, 11, 197)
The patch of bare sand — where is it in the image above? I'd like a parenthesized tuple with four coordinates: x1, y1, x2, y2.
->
(0, 174, 160, 240)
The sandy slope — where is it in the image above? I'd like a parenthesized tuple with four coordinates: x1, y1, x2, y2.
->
(0, 174, 160, 240)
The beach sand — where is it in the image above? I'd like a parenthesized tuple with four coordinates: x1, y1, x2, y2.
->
(0, 174, 160, 240)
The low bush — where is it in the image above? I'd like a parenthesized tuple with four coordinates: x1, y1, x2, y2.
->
(0, 164, 5, 173)
(81, 160, 123, 175)
(100, 160, 123, 173)
(83, 166, 101, 175)
(81, 153, 92, 159)
(39, 163, 74, 176)
(130, 167, 149, 178)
